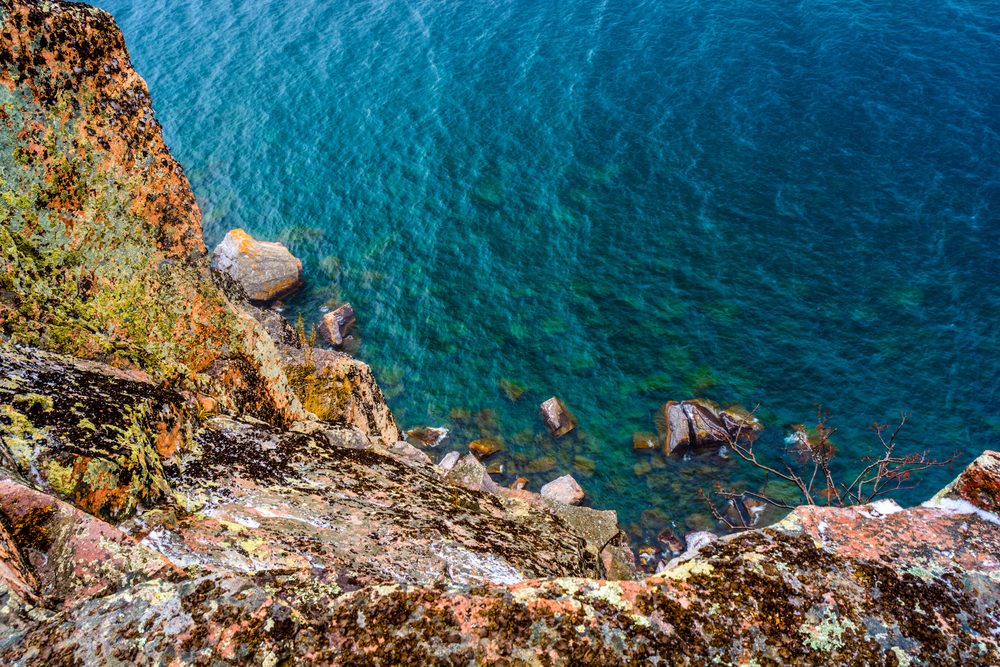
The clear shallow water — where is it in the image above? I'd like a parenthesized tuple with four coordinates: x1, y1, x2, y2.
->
(95, 0, 999, 541)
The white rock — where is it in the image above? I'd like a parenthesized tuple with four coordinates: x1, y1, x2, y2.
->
(540, 474, 585, 505)
(438, 451, 461, 471)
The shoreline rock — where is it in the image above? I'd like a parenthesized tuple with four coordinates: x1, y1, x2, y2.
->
(210, 228, 303, 304)
(318, 303, 357, 347)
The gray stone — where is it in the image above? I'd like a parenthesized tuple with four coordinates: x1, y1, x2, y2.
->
(387, 440, 432, 467)
(438, 451, 461, 471)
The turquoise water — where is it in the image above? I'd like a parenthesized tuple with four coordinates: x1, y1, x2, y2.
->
(95, 0, 999, 541)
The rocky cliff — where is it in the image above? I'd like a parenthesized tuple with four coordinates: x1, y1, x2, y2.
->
(0, 2, 997, 665)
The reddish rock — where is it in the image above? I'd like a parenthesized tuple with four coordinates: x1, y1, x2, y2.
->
(317, 303, 357, 347)
(540, 397, 576, 436)
(469, 438, 504, 459)
(406, 426, 449, 447)
(930, 449, 1000, 514)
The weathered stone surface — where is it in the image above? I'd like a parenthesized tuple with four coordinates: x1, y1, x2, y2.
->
(0, 344, 180, 521)
(387, 440, 432, 467)
(4, 484, 998, 665)
(210, 229, 303, 303)
(0, 477, 177, 607)
(280, 346, 400, 445)
(443, 453, 500, 494)
(438, 450, 461, 471)
(540, 474, 585, 505)
(929, 449, 1000, 514)
(540, 396, 576, 436)
(317, 303, 356, 347)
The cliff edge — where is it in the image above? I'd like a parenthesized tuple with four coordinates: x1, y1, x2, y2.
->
(0, 2, 997, 665)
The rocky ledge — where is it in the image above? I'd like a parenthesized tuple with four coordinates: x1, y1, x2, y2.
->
(0, 2, 997, 665)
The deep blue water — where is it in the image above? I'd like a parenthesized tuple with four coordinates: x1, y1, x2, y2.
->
(95, 0, 999, 541)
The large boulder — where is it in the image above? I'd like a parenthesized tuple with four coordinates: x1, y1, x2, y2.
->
(280, 346, 401, 445)
(211, 229, 303, 303)
(658, 399, 761, 455)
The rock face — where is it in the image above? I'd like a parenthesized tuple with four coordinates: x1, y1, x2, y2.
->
(540, 474, 586, 505)
(0, 1, 304, 425)
(3, 446, 998, 664)
(540, 396, 576, 436)
(210, 228, 303, 303)
(318, 303, 357, 347)
(658, 399, 761, 454)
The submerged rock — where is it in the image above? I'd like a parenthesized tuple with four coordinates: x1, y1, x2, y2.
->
(540, 474, 585, 505)
(468, 438, 503, 459)
(540, 396, 576, 436)
(633, 431, 658, 450)
(406, 426, 449, 448)
(210, 228, 303, 303)
(317, 303, 357, 347)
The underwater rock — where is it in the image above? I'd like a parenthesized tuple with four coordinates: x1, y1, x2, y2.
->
(511, 477, 530, 490)
(210, 228, 303, 303)
(406, 426, 449, 447)
(498, 378, 527, 401)
(658, 399, 762, 455)
(633, 431, 658, 450)
(540, 396, 576, 436)
(525, 456, 558, 474)
(469, 438, 504, 459)
(318, 303, 357, 347)
(657, 526, 686, 553)
(486, 461, 505, 475)
(540, 474, 585, 505)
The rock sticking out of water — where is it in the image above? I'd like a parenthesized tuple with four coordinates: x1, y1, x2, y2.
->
(210, 228, 303, 303)
(318, 303, 357, 347)
(540, 397, 576, 437)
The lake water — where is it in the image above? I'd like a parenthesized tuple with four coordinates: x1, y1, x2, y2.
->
(94, 0, 1000, 543)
